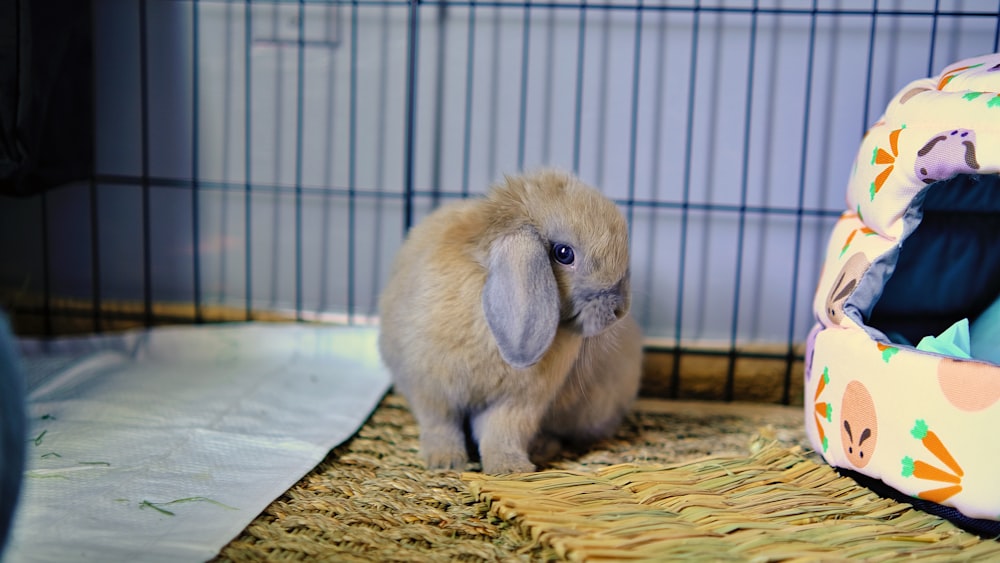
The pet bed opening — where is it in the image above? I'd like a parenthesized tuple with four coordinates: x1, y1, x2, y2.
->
(856, 173, 1000, 353)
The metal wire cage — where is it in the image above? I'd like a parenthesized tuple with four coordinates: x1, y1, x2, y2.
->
(1, 0, 998, 404)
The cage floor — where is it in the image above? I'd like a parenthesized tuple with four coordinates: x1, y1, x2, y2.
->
(213, 394, 998, 562)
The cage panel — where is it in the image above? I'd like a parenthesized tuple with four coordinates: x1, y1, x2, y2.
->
(2, 0, 998, 403)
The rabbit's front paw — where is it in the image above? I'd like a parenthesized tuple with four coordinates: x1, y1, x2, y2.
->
(424, 447, 468, 470)
(416, 417, 470, 470)
(421, 432, 469, 470)
(481, 451, 535, 474)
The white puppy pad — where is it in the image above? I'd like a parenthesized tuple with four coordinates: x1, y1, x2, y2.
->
(6, 323, 389, 563)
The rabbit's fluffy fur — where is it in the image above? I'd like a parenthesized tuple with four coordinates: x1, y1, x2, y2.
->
(378, 169, 643, 474)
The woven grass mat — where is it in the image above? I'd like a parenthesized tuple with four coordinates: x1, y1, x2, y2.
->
(215, 394, 997, 562)
(467, 446, 1000, 561)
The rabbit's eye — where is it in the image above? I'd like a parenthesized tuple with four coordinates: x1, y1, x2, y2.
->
(552, 243, 575, 265)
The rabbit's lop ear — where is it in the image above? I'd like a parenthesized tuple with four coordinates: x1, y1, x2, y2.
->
(482, 226, 559, 369)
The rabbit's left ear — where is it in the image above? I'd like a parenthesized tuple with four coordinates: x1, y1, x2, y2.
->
(482, 226, 559, 369)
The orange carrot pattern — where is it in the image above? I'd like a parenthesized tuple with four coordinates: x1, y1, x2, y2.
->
(917, 486, 964, 505)
(873, 148, 895, 165)
(840, 230, 858, 258)
(814, 366, 828, 402)
(905, 459, 961, 484)
(869, 126, 904, 201)
(871, 167, 893, 198)
(911, 420, 963, 477)
(936, 63, 984, 90)
(813, 367, 831, 452)
(888, 127, 901, 154)
(839, 227, 876, 258)
(901, 420, 964, 504)
(815, 416, 828, 452)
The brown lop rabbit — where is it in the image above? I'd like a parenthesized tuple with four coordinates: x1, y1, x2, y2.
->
(378, 169, 643, 474)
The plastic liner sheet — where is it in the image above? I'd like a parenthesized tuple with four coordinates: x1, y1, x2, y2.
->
(5, 323, 390, 563)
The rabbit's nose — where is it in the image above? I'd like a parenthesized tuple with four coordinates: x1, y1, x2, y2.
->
(612, 278, 630, 318)
(608, 292, 623, 313)
(608, 293, 627, 320)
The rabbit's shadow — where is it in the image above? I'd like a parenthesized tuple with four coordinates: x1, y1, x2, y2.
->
(457, 416, 603, 471)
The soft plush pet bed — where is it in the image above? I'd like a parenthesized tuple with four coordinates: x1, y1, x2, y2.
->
(805, 53, 1000, 534)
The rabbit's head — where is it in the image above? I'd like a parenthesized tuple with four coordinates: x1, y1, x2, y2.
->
(477, 170, 631, 369)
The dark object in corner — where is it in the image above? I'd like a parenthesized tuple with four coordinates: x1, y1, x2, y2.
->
(838, 467, 1000, 540)
(0, 0, 93, 196)
(0, 313, 26, 557)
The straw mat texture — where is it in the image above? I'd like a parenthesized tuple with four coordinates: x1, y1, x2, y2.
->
(466, 444, 1000, 561)
(216, 393, 997, 562)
